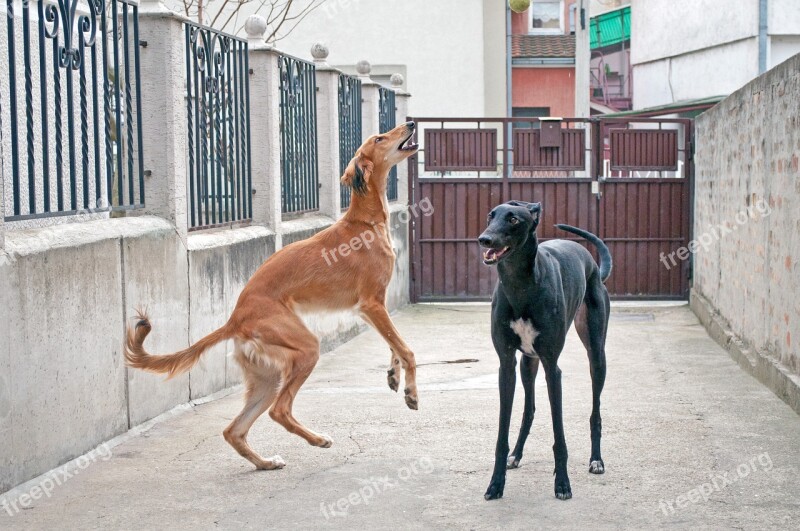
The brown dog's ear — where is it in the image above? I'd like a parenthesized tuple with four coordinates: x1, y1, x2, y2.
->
(341, 154, 373, 196)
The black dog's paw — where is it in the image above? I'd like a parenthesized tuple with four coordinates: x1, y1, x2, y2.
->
(589, 459, 605, 474)
(554, 475, 572, 500)
(506, 455, 521, 469)
(484, 478, 505, 500)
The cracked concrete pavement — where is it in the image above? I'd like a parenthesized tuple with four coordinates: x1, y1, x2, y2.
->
(2, 303, 799, 529)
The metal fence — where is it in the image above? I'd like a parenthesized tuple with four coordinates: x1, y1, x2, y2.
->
(278, 54, 318, 214)
(2, 0, 144, 221)
(184, 22, 251, 230)
(338, 73, 361, 209)
(378, 86, 397, 201)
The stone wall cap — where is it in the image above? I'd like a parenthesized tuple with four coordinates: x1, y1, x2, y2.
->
(187, 225, 276, 251)
(139, 0, 193, 24)
(3, 216, 176, 258)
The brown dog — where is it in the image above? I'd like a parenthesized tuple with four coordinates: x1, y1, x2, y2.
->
(125, 122, 420, 470)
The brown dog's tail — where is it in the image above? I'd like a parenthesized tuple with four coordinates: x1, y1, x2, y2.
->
(124, 311, 232, 379)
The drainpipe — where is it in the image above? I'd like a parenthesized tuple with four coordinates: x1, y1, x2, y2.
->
(506, 3, 513, 118)
(506, 3, 514, 176)
(758, 0, 768, 74)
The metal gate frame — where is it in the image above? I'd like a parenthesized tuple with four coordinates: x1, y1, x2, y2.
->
(407, 116, 693, 302)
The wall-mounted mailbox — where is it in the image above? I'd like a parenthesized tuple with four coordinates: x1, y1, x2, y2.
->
(539, 117, 563, 148)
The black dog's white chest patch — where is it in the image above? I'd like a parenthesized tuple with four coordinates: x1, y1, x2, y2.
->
(510, 318, 539, 357)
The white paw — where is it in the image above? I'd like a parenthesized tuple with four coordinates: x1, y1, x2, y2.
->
(317, 434, 333, 448)
(270, 455, 286, 469)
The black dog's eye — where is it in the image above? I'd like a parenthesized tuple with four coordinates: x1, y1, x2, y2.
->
(510, 217, 519, 225)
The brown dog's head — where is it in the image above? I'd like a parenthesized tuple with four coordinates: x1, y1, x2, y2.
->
(342, 121, 418, 196)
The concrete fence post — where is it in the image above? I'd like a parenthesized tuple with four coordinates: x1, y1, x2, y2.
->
(0, 70, 4, 250)
(391, 73, 411, 206)
(311, 43, 342, 218)
(358, 60, 380, 140)
(0, 154, 5, 251)
(136, 0, 189, 239)
(0, 199, 5, 254)
(245, 16, 282, 234)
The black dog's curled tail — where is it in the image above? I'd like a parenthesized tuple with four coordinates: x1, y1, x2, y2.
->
(555, 224, 613, 282)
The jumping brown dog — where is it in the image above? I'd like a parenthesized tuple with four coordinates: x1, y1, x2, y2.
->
(125, 122, 420, 470)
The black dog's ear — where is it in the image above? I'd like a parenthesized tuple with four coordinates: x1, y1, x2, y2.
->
(528, 202, 542, 227)
(341, 154, 374, 196)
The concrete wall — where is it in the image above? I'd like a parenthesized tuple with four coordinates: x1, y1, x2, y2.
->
(589, 0, 626, 17)
(575, 0, 591, 117)
(631, 0, 800, 109)
(633, 38, 760, 109)
(632, 0, 759, 66)
(772, 35, 800, 68)
(482, 0, 509, 117)
(691, 53, 800, 414)
(769, 0, 800, 36)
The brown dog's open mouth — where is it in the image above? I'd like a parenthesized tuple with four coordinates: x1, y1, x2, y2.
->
(483, 247, 509, 265)
(399, 133, 419, 152)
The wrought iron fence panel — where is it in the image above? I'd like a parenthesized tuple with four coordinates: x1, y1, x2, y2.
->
(338, 73, 361, 209)
(2, 0, 144, 221)
(378, 86, 397, 201)
(184, 21, 251, 230)
(278, 54, 318, 214)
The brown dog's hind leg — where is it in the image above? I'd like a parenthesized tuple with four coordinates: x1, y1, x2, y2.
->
(223, 347, 284, 470)
(257, 312, 332, 448)
(360, 301, 418, 410)
(268, 346, 333, 448)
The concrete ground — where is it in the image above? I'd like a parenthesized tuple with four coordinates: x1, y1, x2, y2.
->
(2, 303, 799, 530)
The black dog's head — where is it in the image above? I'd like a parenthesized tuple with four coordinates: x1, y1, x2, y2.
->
(477, 201, 541, 265)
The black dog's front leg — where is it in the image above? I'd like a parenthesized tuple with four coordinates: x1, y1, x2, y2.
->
(485, 353, 517, 500)
(543, 359, 572, 500)
(508, 354, 539, 469)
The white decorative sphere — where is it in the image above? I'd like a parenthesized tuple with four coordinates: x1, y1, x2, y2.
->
(244, 15, 267, 39)
(390, 73, 404, 88)
(310, 42, 329, 60)
(356, 60, 371, 76)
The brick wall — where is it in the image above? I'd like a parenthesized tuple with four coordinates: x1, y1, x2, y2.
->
(692, 53, 800, 411)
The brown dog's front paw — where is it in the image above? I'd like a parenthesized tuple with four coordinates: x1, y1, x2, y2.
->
(387, 367, 400, 392)
(404, 387, 418, 410)
(313, 434, 333, 448)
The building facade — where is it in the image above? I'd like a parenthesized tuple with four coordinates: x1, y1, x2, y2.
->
(510, 1, 580, 119)
(631, 0, 800, 109)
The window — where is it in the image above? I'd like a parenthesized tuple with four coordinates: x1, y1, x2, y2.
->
(512, 107, 551, 129)
(530, 1, 564, 34)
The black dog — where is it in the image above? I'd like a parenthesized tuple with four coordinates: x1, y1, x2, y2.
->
(477, 201, 612, 501)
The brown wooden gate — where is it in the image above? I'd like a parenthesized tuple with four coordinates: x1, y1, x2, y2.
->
(407, 117, 693, 301)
